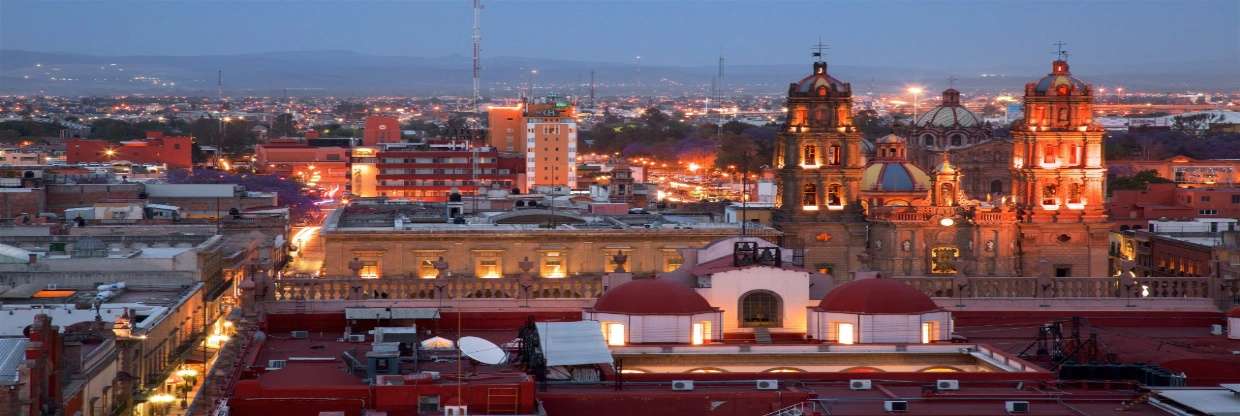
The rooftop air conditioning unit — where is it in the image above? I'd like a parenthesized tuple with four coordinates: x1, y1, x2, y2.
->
(755, 380, 778, 390)
(883, 400, 908, 412)
(1005, 401, 1030, 414)
(346, 334, 367, 343)
(374, 375, 404, 386)
(850, 379, 872, 390)
(672, 380, 694, 391)
(290, 330, 309, 339)
(266, 360, 286, 370)
(936, 379, 960, 391)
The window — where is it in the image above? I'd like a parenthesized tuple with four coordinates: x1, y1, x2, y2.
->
(739, 290, 782, 328)
(921, 134, 934, 146)
(1042, 184, 1058, 206)
(990, 180, 1003, 194)
(1199, 209, 1217, 215)
(691, 322, 705, 345)
(1068, 183, 1083, 204)
(541, 252, 566, 278)
(476, 258, 501, 278)
(837, 322, 855, 344)
(1043, 144, 1057, 164)
(950, 134, 962, 146)
(418, 259, 439, 278)
(603, 322, 625, 346)
(359, 260, 380, 279)
(802, 145, 817, 165)
(418, 395, 441, 413)
(1232, 195, 1240, 204)
(663, 252, 684, 272)
(827, 145, 841, 165)
(1068, 144, 1079, 165)
(801, 183, 818, 207)
(922, 321, 939, 344)
(1055, 266, 1071, 277)
(827, 184, 843, 206)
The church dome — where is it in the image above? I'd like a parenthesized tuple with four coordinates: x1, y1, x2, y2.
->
(790, 62, 851, 97)
(818, 278, 939, 314)
(861, 161, 930, 192)
(1031, 60, 1090, 96)
(876, 134, 904, 144)
(915, 89, 981, 128)
(592, 279, 714, 315)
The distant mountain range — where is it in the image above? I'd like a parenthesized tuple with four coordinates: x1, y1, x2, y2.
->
(1, 49, 1235, 97)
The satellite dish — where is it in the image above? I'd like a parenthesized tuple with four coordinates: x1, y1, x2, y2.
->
(458, 336, 506, 365)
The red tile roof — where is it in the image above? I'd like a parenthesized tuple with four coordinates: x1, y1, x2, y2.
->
(818, 277, 940, 314)
(592, 279, 716, 315)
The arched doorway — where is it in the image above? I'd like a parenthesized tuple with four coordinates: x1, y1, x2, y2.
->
(990, 179, 1003, 194)
(739, 290, 782, 328)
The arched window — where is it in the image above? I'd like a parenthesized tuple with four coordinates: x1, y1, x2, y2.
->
(990, 180, 1003, 195)
(1068, 182, 1083, 204)
(802, 145, 817, 165)
(1042, 184, 1058, 205)
(827, 145, 841, 165)
(827, 183, 843, 206)
(940, 183, 955, 206)
(801, 184, 818, 206)
(1057, 107, 1069, 121)
(950, 134, 962, 146)
(739, 290, 782, 328)
(921, 134, 935, 146)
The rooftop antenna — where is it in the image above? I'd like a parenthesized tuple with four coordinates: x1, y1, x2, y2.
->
(716, 54, 725, 137)
(811, 38, 829, 63)
(589, 69, 596, 109)
(948, 76, 958, 88)
(472, 0, 483, 112)
(1053, 41, 1069, 60)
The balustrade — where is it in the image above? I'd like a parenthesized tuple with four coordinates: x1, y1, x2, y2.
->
(274, 276, 603, 301)
(893, 276, 1213, 299)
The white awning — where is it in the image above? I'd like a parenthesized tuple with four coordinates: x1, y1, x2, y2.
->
(345, 307, 439, 320)
(535, 321, 614, 367)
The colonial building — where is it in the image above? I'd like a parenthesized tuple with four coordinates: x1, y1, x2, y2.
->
(775, 53, 1110, 278)
(909, 88, 1011, 199)
(771, 58, 869, 276)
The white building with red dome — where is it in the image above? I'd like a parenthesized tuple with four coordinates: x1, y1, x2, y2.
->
(808, 277, 952, 344)
(584, 279, 722, 345)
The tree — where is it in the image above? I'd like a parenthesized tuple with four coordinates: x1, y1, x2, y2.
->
(270, 113, 297, 138)
(1109, 170, 1173, 193)
(853, 109, 892, 140)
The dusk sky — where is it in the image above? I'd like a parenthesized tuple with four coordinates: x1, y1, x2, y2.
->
(2, 0, 1237, 71)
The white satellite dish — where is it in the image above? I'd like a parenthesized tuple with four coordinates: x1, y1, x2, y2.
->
(458, 336, 506, 365)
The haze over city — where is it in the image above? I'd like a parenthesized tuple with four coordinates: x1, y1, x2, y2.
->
(1, 1, 1240, 416)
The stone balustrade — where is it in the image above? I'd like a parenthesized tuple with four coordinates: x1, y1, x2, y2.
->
(273, 276, 604, 301)
(892, 276, 1214, 299)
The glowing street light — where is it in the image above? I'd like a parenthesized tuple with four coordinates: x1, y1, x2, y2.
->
(907, 86, 925, 122)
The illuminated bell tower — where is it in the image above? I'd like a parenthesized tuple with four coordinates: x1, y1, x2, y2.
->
(1009, 47, 1111, 277)
(1010, 55, 1106, 223)
(772, 47, 867, 278)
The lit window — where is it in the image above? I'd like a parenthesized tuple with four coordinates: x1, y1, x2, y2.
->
(541, 252, 566, 278)
(663, 252, 684, 272)
(922, 321, 940, 344)
(418, 259, 439, 279)
(476, 258, 501, 278)
(691, 323, 705, 345)
(359, 260, 380, 279)
(604, 322, 625, 346)
(837, 322, 855, 345)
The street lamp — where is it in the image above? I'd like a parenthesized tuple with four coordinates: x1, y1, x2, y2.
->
(907, 86, 925, 124)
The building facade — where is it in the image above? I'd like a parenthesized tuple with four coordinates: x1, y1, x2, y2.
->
(362, 116, 401, 147)
(66, 132, 192, 169)
(524, 96, 578, 190)
(909, 89, 1011, 199)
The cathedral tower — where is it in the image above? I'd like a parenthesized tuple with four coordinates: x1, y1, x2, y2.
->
(772, 53, 868, 278)
(1009, 51, 1111, 277)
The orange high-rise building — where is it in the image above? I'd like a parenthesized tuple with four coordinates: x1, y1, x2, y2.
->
(363, 116, 401, 146)
(522, 96, 577, 190)
(487, 105, 526, 153)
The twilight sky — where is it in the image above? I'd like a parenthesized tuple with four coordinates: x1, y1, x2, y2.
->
(2, 0, 1236, 71)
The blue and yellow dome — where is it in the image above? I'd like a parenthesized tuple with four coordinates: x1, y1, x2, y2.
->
(861, 161, 930, 192)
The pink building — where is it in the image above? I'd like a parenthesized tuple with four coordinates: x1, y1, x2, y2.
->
(1109, 182, 1240, 230)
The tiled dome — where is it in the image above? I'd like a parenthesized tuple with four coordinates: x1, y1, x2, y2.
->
(818, 278, 939, 314)
(592, 279, 714, 315)
(861, 162, 930, 192)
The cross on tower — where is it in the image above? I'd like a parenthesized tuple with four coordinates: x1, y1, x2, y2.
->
(947, 76, 958, 88)
(811, 38, 829, 62)
(1053, 41, 1070, 60)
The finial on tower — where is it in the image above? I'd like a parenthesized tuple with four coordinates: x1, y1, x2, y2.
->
(811, 38, 829, 63)
(947, 76, 958, 89)
(1053, 41, 1069, 61)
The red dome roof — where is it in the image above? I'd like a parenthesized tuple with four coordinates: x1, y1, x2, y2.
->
(1227, 306, 1240, 318)
(592, 279, 715, 315)
(818, 278, 939, 314)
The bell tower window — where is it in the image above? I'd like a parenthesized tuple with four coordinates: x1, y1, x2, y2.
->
(802, 145, 818, 167)
(801, 184, 818, 209)
(827, 183, 843, 207)
(827, 145, 841, 166)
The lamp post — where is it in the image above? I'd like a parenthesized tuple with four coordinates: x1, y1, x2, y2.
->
(907, 86, 924, 125)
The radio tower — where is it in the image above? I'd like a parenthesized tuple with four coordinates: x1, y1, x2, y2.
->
(472, 0, 483, 112)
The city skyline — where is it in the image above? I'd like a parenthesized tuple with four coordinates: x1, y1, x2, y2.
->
(2, 0, 1237, 73)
